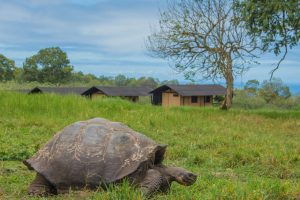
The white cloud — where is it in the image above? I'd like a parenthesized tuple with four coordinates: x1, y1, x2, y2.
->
(0, 3, 31, 22)
(77, 9, 158, 53)
(0, 0, 299, 91)
(241, 64, 300, 84)
(0, 0, 159, 54)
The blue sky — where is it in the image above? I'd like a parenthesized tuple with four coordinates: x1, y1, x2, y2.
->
(0, 0, 299, 93)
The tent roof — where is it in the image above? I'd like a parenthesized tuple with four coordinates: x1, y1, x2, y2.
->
(150, 84, 226, 96)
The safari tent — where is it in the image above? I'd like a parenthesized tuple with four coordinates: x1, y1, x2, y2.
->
(28, 87, 89, 95)
(81, 86, 153, 102)
(18, 89, 31, 94)
(150, 84, 226, 107)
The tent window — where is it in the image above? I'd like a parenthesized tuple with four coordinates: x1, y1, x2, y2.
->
(205, 96, 211, 103)
(191, 96, 198, 103)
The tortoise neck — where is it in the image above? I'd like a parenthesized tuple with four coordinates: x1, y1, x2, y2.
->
(154, 165, 176, 183)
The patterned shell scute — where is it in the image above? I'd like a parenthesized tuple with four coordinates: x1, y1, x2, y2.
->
(24, 118, 159, 188)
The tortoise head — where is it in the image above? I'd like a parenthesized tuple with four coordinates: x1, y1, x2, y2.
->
(164, 167, 197, 186)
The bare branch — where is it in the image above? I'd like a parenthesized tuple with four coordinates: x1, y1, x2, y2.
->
(270, 44, 288, 80)
(269, 9, 289, 80)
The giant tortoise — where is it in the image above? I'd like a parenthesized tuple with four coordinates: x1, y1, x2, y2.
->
(24, 118, 197, 197)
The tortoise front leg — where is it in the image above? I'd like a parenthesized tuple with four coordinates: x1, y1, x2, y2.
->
(139, 169, 168, 198)
(28, 173, 57, 196)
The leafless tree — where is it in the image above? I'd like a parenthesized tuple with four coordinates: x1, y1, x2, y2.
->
(147, 0, 260, 109)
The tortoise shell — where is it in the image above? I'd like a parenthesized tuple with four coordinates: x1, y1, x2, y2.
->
(24, 118, 166, 189)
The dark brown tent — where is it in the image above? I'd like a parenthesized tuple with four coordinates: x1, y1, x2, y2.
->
(150, 84, 226, 106)
(28, 87, 89, 95)
(82, 86, 153, 102)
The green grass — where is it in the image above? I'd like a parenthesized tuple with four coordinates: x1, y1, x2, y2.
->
(0, 91, 300, 199)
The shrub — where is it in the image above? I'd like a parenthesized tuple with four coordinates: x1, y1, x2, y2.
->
(233, 90, 266, 109)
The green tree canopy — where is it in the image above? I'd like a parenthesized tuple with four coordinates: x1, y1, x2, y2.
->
(235, 0, 300, 78)
(114, 74, 128, 86)
(22, 56, 40, 82)
(259, 78, 291, 103)
(0, 54, 16, 81)
(135, 77, 158, 88)
(244, 79, 260, 95)
(23, 47, 73, 84)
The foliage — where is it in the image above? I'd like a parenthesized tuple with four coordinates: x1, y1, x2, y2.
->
(22, 47, 73, 84)
(234, 78, 298, 110)
(71, 71, 100, 84)
(236, 0, 300, 54)
(13, 67, 24, 83)
(114, 74, 128, 86)
(130, 76, 158, 88)
(0, 92, 300, 199)
(235, 0, 300, 78)
(0, 54, 16, 81)
(259, 78, 291, 103)
(0, 74, 177, 92)
(0, 47, 179, 87)
(244, 79, 260, 96)
(271, 96, 300, 110)
(213, 95, 225, 103)
(112, 75, 160, 88)
(233, 89, 270, 109)
(234, 89, 266, 109)
(22, 56, 41, 82)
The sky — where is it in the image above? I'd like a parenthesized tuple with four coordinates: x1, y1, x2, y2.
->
(0, 0, 299, 93)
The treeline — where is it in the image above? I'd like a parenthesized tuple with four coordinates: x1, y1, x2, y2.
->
(1, 46, 299, 110)
(234, 78, 300, 109)
(0, 47, 179, 87)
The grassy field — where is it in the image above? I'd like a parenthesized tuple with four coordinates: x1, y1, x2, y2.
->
(0, 92, 299, 200)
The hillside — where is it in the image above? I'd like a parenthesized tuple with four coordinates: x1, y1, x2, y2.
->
(0, 92, 299, 199)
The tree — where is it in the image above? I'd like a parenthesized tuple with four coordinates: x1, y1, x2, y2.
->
(244, 79, 260, 96)
(71, 71, 100, 84)
(259, 78, 291, 103)
(22, 47, 73, 84)
(136, 77, 159, 88)
(114, 74, 128, 86)
(13, 67, 24, 83)
(98, 75, 114, 85)
(22, 56, 41, 82)
(235, 0, 300, 78)
(147, 0, 259, 109)
(0, 54, 16, 81)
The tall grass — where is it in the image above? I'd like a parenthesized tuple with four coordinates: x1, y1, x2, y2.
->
(0, 91, 299, 199)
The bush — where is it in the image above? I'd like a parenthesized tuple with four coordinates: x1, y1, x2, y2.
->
(233, 90, 266, 109)
(233, 90, 300, 110)
(271, 97, 300, 109)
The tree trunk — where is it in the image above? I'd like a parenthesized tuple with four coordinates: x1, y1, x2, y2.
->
(221, 55, 234, 110)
